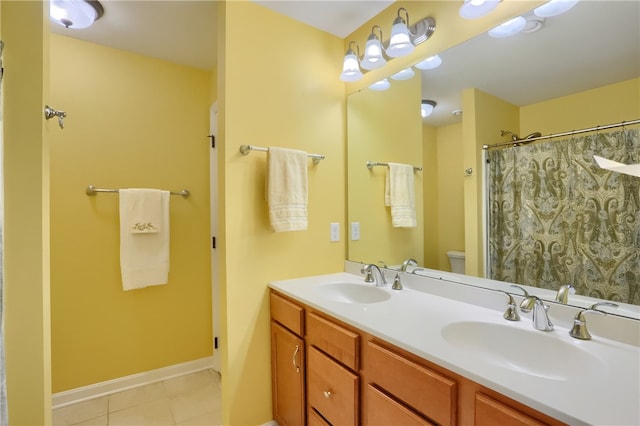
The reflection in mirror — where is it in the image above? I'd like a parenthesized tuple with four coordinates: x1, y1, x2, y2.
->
(347, 1, 640, 318)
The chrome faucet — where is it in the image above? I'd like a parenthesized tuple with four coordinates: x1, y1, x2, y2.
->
(569, 302, 619, 340)
(556, 283, 576, 304)
(520, 295, 554, 331)
(361, 264, 388, 287)
(400, 258, 418, 272)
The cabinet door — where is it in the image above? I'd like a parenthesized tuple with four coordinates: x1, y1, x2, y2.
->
(271, 321, 305, 426)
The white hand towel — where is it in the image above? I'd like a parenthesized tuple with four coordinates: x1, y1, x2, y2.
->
(385, 163, 417, 228)
(119, 189, 170, 291)
(267, 147, 308, 232)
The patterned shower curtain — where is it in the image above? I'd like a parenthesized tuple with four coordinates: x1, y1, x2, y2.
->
(0, 39, 6, 426)
(487, 128, 640, 305)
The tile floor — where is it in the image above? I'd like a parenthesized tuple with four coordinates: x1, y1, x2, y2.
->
(52, 369, 221, 426)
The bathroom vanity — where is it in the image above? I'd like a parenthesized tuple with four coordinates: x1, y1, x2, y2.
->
(269, 266, 640, 426)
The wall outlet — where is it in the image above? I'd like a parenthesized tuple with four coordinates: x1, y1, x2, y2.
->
(351, 222, 360, 241)
(330, 222, 340, 242)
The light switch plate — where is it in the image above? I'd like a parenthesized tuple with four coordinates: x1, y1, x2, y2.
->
(351, 222, 360, 241)
(330, 222, 340, 242)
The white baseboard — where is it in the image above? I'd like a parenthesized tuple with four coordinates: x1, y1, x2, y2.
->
(52, 356, 214, 409)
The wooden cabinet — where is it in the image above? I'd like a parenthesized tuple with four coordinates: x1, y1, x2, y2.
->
(269, 289, 565, 426)
(270, 292, 305, 426)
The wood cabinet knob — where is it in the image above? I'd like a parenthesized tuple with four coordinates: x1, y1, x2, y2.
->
(323, 390, 332, 398)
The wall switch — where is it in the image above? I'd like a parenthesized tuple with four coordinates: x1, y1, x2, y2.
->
(330, 222, 340, 242)
(351, 222, 360, 241)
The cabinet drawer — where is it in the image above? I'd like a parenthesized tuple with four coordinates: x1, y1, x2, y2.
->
(307, 311, 359, 370)
(366, 384, 435, 426)
(270, 291, 304, 336)
(308, 408, 331, 426)
(308, 346, 359, 426)
(366, 340, 457, 426)
(475, 393, 546, 426)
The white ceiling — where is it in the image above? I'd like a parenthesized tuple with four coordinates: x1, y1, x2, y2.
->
(49, 1, 640, 127)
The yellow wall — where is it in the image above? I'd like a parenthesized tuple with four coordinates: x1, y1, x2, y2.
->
(436, 123, 465, 271)
(521, 78, 640, 134)
(219, 2, 345, 424)
(463, 88, 519, 277)
(347, 75, 424, 266)
(1, 1, 52, 424)
(48, 34, 212, 391)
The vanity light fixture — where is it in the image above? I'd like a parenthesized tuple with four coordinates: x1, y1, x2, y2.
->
(534, 0, 580, 18)
(415, 54, 442, 70)
(369, 78, 391, 91)
(459, 0, 500, 19)
(340, 41, 364, 82)
(421, 100, 437, 118)
(488, 16, 527, 38)
(50, 0, 104, 29)
(339, 8, 436, 82)
(390, 67, 415, 81)
(361, 26, 387, 70)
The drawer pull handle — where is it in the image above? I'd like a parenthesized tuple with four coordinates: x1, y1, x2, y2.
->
(323, 390, 332, 399)
(292, 344, 300, 373)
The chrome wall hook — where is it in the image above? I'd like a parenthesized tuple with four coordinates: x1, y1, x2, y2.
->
(44, 105, 67, 129)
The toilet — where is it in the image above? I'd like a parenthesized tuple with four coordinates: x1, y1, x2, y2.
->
(446, 251, 466, 274)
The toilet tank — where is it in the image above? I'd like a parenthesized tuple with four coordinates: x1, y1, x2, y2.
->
(446, 251, 466, 274)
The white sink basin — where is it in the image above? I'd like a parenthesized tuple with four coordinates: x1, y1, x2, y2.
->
(441, 321, 607, 381)
(315, 283, 391, 304)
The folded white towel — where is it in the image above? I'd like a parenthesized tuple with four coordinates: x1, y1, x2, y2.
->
(385, 163, 417, 228)
(267, 147, 308, 232)
(119, 189, 170, 291)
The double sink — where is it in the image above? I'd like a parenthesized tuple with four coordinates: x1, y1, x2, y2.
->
(314, 281, 606, 382)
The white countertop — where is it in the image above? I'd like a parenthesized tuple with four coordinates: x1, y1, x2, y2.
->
(269, 271, 640, 426)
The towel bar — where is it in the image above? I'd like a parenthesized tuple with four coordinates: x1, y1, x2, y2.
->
(366, 161, 422, 172)
(239, 144, 325, 164)
(86, 185, 190, 198)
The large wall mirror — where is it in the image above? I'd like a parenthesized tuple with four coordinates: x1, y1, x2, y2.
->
(347, 1, 640, 318)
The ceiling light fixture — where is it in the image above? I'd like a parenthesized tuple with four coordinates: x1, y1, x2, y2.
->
(421, 100, 437, 118)
(361, 26, 387, 70)
(534, 0, 580, 18)
(488, 16, 527, 38)
(459, 0, 500, 19)
(415, 54, 442, 70)
(50, 0, 104, 29)
(340, 41, 363, 82)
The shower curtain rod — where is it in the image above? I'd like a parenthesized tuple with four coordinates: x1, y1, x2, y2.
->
(482, 118, 640, 150)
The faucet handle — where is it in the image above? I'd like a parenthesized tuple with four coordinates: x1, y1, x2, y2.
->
(392, 273, 403, 290)
(555, 283, 576, 304)
(569, 302, 618, 340)
(361, 264, 375, 283)
(499, 291, 520, 321)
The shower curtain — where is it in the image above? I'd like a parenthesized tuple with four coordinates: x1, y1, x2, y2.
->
(487, 128, 640, 305)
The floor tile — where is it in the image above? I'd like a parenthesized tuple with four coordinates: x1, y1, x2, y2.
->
(108, 398, 175, 426)
(53, 396, 109, 426)
(177, 409, 220, 426)
(162, 370, 216, 398)
(109, 381, 167, 412)
(71, 415, 108, 426)
(170, 385, 220, 424)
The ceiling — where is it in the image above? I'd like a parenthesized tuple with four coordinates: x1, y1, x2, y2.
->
(49, 1, 639, 127)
